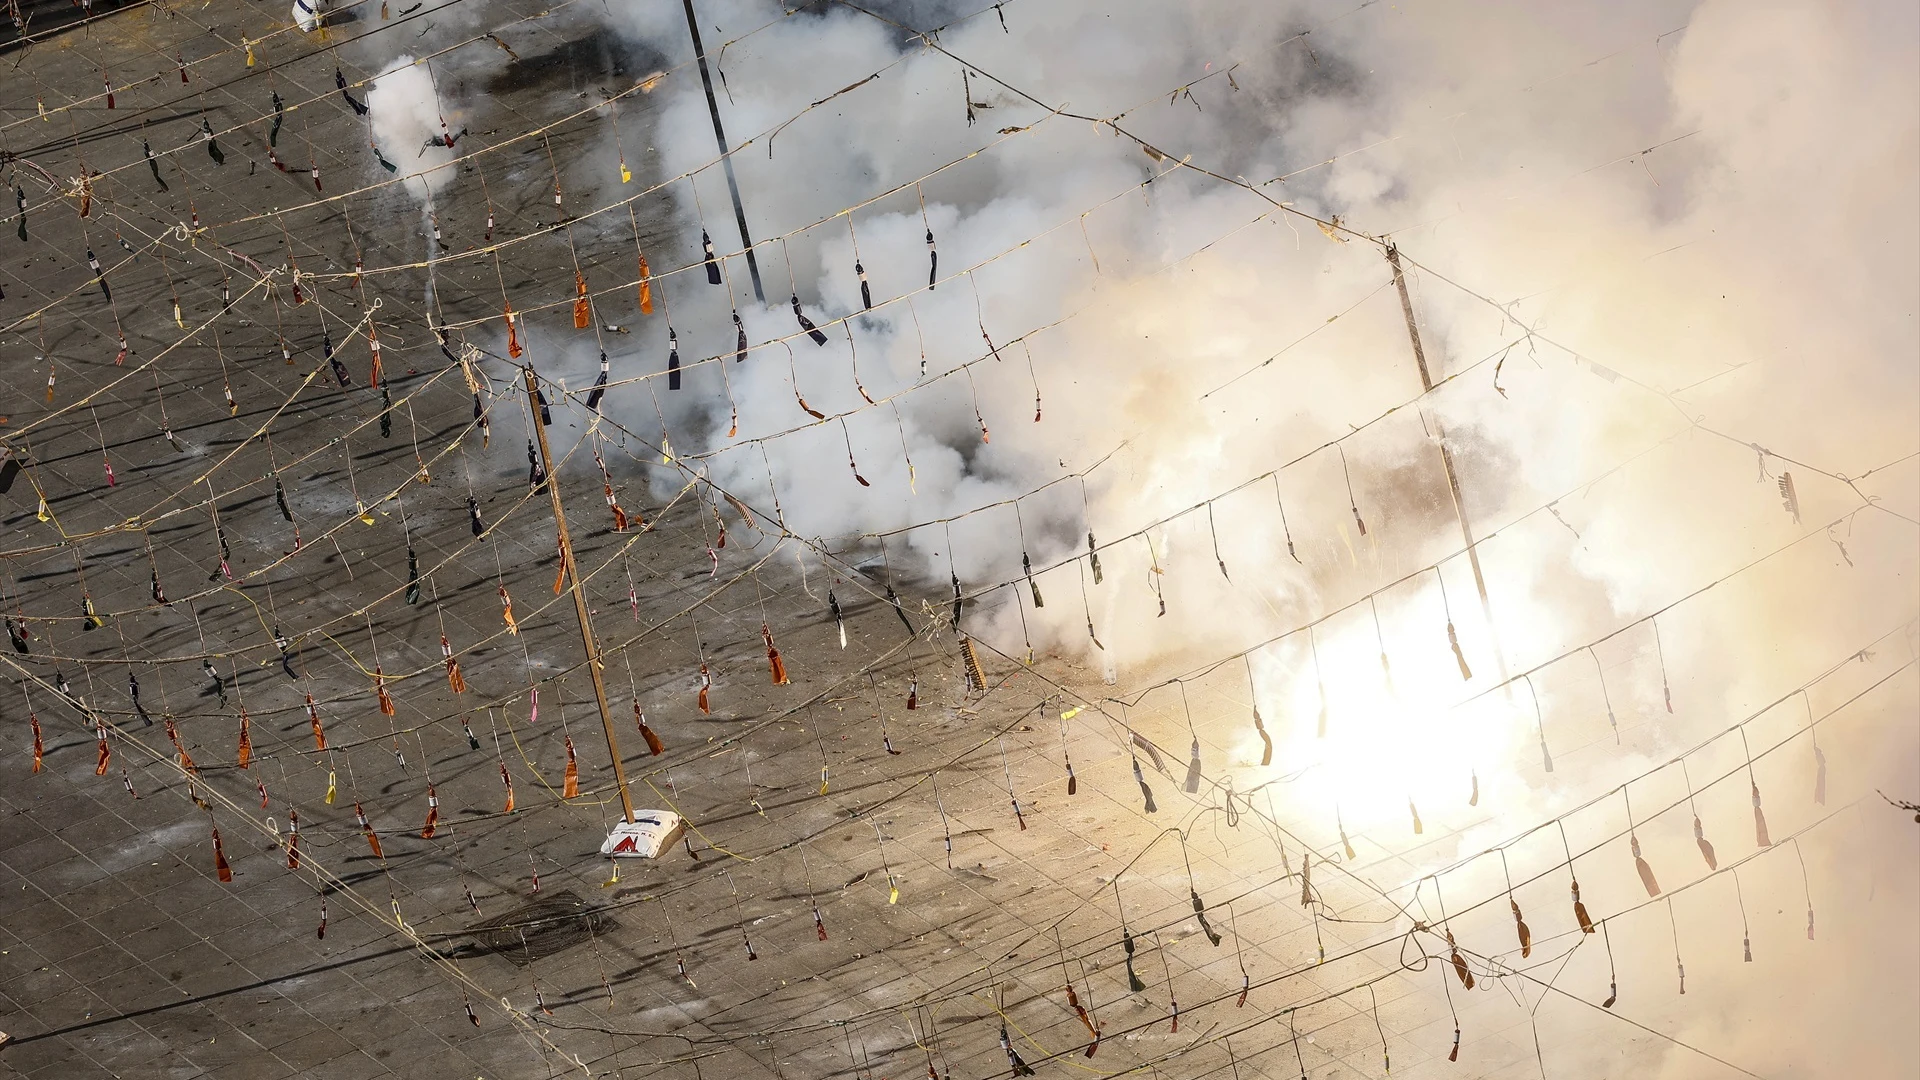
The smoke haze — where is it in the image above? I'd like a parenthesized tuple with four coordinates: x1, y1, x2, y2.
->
(359, 0, 1919, 1073)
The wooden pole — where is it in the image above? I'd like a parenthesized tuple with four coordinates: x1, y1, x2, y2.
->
(523, 366, 635, 824)
(681, 0, 765, 304)
(1385, 242, 1509, 681)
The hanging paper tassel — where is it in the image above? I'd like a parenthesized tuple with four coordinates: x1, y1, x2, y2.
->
(856, 261, 872, 309)
(82, 595, 102, 630)
(1300, 853, 1313, 906)
(1511, 898, 1532, 958)
(145, 141, 167, 190)
(1447, 931, 1475, 989)
(355, 803, 383, 858)
(202, 118, 224, 165)
(327, 334, 351, 387)
(501, 762, 516, 813)
(733, 310, 748, 363)
(1122, 929, 1147, 992)
(1752, 783, 1771, 847)
(1694, 815, 1717, 870)
(1250, 703, 1274, 766)
(528, 688, 540, 725)
(1183, 738, 1202, 793)
(1003, 749, 1026, 830)
(404, 548, 421, 604)
(829, 591, 846, 649)
(325, 770, 337, 804)
(1571, 879, 1595, 934)
(1000, 1025, 1036, 1077)
(1447, 621, 1472, 680)
(504, 303, 522, 358)
(87, 249, 110, 302)
(1132, 757, 1157, 814)
(158, 714, 192, 772)
(763, 624, 789, 685)
(906, 678, 918, 711)
(1066, 983, 1100, 1055)
(317, 899, 328, 940)
(236, 710, 252, 768)
(375, 669, 395, 716)
(440, 637, 466, 693)
(1410, 799, 1423, 835)
(7, 618, 28, 655)
(335, 68, 368, 114)
(1631, 834, 1660, 896)
(527, 440, 547, 492)
(587, 352, 610, 411)
(93, 718, 112, 775)
(927, 228, 938, 287)
(306, 694, 326, 751)
(286, 810, 301, 869)
(698, 664, 712, 714)
(1190, 889, 1222, 946)
(637, 253, 654, 313)
(666, 327, 681, 390)
(563, 737, 580, 798)
(462, 717, 481, 750)
(792, 295, 828, 345)
(30, 712, 43, 773)
(573, 271, 591, 328)
(1022, 552, 1044, 608)
(702, 230, 721, 284)
(635, 705, 665, 755)
(470, 497, 486, 537)
(212, 826, 233, 882)
(1814, 743, 1827, 805)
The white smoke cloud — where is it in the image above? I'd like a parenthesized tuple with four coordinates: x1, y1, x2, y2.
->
(598, 1, 1916, 1072)
(355, 0, 1917, 1072)
(365, 55, 460, 200)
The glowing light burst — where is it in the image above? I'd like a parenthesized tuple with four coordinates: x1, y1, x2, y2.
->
(1237, 602, 1531, 854)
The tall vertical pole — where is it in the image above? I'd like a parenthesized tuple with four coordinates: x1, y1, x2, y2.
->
(524, 366, 635, 824)
(682, 0, 766, 304)
(1385, 242, 1509, 679)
